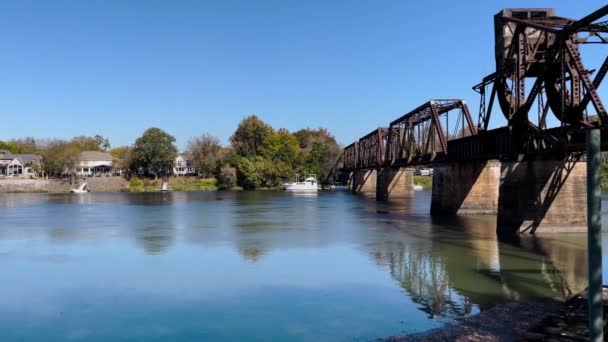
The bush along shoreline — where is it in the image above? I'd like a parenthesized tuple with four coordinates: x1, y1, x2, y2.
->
(127, 176, 218, 192)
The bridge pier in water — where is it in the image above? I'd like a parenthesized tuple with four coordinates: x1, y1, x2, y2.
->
(349, 167, 414, 200)
(496, 159, 587, 235)
(430, 158, 587, 235)
(376, 167, 414, 201)
(350, 169, 377, 197)
(430, 160, 501, 215)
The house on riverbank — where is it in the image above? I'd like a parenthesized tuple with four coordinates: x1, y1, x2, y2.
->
(0, 149, 42, 178)
(173, 153, 196, 176)
(76, 151, 115, 177)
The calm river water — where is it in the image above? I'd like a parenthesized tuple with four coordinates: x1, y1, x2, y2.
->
(0, 189, 604, 341)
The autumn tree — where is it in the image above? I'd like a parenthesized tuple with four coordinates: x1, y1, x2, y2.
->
(186, 133, 223, 178)
(39, 140, 81, 177)
(109, 146, 133, 171)
(131, 128, 178, 177)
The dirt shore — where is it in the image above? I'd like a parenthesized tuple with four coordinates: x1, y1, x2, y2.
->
(381, 299, 562, 342)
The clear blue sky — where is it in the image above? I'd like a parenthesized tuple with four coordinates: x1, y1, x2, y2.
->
(0, 0, 606, 149)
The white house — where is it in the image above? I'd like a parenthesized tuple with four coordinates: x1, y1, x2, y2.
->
(0, 149, 42, 178)
(173, 153, 196, 176)
(76, 151, 114, 177)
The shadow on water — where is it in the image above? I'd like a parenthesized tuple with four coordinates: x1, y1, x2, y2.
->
(355, 196, 588, 319)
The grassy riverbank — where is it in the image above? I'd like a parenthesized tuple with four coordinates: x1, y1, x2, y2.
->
(127, 176, 218, 192)
(413, 176, 432, 190)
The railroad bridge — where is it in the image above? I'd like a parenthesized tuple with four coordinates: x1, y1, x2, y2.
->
(341, 6, 608, 236)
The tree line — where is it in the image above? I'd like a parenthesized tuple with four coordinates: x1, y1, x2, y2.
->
(0, 115, 342, 189)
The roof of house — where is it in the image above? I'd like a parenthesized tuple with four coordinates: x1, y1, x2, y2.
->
(15, 154, 42, 165)
(80, 151, 114, 161)
(0, 149, 14, 160)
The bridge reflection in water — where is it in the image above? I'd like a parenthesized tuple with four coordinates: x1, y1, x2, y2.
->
(360, 199, 587, 319)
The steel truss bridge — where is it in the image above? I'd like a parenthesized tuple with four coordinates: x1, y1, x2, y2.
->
(342, 6, 608, 171)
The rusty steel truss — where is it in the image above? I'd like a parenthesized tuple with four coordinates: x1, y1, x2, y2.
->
(342, 6, 608, 172)
(343, 100, 476, 171)
(385, 100, 476, 167)
(356, 128, 387, 169)
(474, 6, 608, 133)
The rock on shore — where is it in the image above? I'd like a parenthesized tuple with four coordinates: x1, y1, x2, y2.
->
(382, 299, 561, 342)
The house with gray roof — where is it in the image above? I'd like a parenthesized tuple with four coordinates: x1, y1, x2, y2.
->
(76, 151, 115, 177)
(0, 149, 43, 177)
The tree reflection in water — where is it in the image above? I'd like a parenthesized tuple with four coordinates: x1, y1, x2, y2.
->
(126, 192, 177, 255)
(366, 213, 587, 319)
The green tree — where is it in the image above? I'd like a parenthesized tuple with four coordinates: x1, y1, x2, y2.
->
(131, 128, 178, 177)
(293, 128, 341, 185)
(217, 165, 237, 190)
(0, 141, 17, 153)
(109, 146, 133, 171)
(186, 133, 223, 178)
(230, 115, 274, 157)
(71, 135, 110, 151)
(260, 128, 299, 164)
(39, 140, 81, 177)
(6, 137, 38, 153)
(233, 156, 265, 189)
(95, 135, 111, 151)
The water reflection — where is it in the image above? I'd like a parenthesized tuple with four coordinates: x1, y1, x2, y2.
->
(0, 190, 596, 340)
(358, 204, 588, 318)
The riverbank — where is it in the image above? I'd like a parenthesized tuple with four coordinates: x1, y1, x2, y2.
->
(0, 177, 128, 193)
(127, 176, 218, 192)
(382, 299, 562, 341)
(0, 176, 221, 193)
(413, 175, 432, 189)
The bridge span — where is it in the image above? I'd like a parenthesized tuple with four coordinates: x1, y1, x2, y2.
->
(341, 6, 608, 236)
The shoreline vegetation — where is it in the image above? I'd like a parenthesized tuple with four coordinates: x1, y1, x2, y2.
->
(127, 176, 218, 192)
(1, 115, 343, 192)
(0, 175, 436, 193)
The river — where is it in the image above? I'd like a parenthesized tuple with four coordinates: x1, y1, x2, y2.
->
(0, 189, 602, 341)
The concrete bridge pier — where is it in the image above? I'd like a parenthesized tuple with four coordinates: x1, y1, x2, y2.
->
(496, 159, 587, 236)
(351, 169, 377, 197)
(430, 160, 501, 215)
(376, 167, 414, 201)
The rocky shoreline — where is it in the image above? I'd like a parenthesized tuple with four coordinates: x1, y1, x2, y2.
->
(0, 177, 128, 193)
(381, 299, 562, 342)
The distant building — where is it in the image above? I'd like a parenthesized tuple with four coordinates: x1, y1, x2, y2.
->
(76, 151, 114, 177)
(173, 153, 196, 176)
(0, 149, 43, 177)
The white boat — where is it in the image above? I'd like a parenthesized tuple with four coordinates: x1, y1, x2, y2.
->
(70, 182, 90, 193)
(413, 184, 424, 191)
(283, 174, 318, 192)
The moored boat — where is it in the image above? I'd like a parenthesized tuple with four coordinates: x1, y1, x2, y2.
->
(283, 174, 318, 191)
